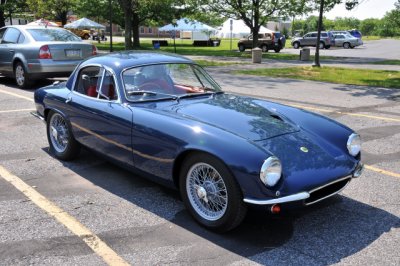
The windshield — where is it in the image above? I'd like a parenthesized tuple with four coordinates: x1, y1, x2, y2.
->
(27, 28, 82, 42)
(122, 63, 222, 102)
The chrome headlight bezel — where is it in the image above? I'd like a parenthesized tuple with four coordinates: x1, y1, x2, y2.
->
(260, 156, 282, 187)
(347, 133, 361, 157)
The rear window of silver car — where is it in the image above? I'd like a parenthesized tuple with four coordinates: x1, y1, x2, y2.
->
(27, 28, 81, 42)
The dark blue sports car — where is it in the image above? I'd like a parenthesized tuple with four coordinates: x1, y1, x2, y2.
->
(32, 51, 363, 231)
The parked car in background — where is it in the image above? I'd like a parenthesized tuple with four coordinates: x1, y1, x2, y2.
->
(331, 30, 363, 46)
(0, 25, 97, 88)
(238, 31, 285, 53)
(291, 31, 334, 49)
(67, 28, 91, 40)
(333, 33, 362, 49)
(32, 51, 363, 232)
(348, 29, 362, 40)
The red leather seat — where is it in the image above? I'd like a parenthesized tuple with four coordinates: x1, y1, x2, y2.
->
(87, 85, 97, 97)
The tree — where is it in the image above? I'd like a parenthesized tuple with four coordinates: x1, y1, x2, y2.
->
(360, 18, 379, 36)
(312, 0, 359, 67)
(1, 0, 28, 27)
(191, 0, 309, 49)
(26, 0, 77, 25)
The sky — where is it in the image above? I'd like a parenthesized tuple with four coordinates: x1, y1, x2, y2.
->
(320, 0, 397, 20)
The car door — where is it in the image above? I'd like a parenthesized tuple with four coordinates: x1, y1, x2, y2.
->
(65, 65, 134, 166)
(0, 27, 23, 73)
(335, 35, 345, 46)
(302, 33, 313, 46)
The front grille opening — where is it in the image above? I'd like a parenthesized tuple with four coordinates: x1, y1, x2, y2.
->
(305, 178, 350, 205)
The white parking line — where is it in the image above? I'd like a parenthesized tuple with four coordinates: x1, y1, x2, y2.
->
(0, 165, 130, 266)
(0, 89, 33, 102)
(0, 108, 35, 114)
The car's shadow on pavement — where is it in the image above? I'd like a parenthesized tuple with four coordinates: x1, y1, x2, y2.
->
(55, 149, 399, 265)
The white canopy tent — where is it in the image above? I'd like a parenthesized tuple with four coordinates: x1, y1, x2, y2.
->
(27, 19, 58, 27)
(159, 18, 217, 40)
(217, 19, 272, 38)
(64, 18, 105, 29)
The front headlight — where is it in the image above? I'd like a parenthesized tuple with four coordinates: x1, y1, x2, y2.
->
(347, 133, 361, 156)
(260, 156, 282, 187)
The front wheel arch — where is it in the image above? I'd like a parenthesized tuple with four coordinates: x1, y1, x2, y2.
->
(178, 151, 247, 231)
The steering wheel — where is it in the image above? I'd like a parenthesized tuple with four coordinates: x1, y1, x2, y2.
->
(138, 81, 164, 92)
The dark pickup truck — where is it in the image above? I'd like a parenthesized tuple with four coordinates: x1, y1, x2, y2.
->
(238, 32, 286, 53)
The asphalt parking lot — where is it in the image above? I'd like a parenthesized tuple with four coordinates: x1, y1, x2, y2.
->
(0, 67, 399, 265)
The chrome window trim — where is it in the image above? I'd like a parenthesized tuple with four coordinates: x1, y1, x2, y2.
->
(71, 63, 121, 104)
(120, 62, 221, 103)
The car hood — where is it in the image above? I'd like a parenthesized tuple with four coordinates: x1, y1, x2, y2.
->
(170, 93, 300, 141)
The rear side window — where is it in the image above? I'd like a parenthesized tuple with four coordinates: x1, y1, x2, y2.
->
(2, 28, 21, 44)
(0, 28, 6, 42)
(27, 28, 81, 42)
(321, 33, 327, 37)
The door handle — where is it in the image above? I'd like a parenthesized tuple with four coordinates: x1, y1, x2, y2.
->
(65, 97, 72, 103)
(9, 50, 15, 53)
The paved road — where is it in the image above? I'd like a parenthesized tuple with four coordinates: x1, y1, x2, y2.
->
(282, 39, 400, 60)
(0, 73, 399, 265)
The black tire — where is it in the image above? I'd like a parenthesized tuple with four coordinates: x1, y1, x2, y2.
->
(261, 44, 268, 52)
(319, 41, 325, 49)
(47, 111, 80, 161)
(179, 153, 247, 232)
(343, 42, 350, 49)
(274, 48, 281, 53)
(293, 42, 300, 49)
(325, 45, 331, 49)
(14, 61, 32, 89)
(238, 44, 245, 52)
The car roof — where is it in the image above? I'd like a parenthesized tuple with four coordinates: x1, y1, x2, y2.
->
(2, 25, 64, 30)
(80, 51, 194, 72)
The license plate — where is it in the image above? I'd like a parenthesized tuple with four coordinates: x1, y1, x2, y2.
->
(65, 49, 81, 57)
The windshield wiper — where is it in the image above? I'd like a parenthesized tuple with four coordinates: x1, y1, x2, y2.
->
(176, 91, 223, 102)
(127, 90, 179, 102)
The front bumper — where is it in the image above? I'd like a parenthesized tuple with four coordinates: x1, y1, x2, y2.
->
(243, 163, 363, 206)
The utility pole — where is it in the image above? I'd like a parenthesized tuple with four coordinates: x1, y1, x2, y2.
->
(109, 0, 113, 52)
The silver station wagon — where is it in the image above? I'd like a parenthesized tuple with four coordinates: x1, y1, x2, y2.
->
(0, 25, 97, 88)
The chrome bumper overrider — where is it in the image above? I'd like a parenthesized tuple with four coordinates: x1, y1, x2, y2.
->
(30, 111, 45, 122)
(243, 192, 310, 205)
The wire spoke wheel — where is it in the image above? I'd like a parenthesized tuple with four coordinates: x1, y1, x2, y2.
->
(186, 162, 228, 221)
(49, 113, 69, 153)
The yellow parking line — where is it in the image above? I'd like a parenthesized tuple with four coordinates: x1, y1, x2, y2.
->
(0, 165, 130, 266)
(290, 104, 400, 122)
(0, 89, 33, 102)
(0, 108, 35, 114)
(365, 164, 400, 178)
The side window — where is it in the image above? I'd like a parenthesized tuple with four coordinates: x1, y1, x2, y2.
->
(18, 34, 25, 44)
(310, 33, 317, 38)
(75, 66, 103, 97)
(0, 28, 6, 42)
(304, 33, 311, 38)
(2, 28, 21, 44)
(99, 70, 118, 101)
(321, 33, 327, 37)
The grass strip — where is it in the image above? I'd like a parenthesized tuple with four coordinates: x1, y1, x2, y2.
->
(235, 66, 400, 89)
(93, 40, 334, 61)
(370, 60, 400, 66)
